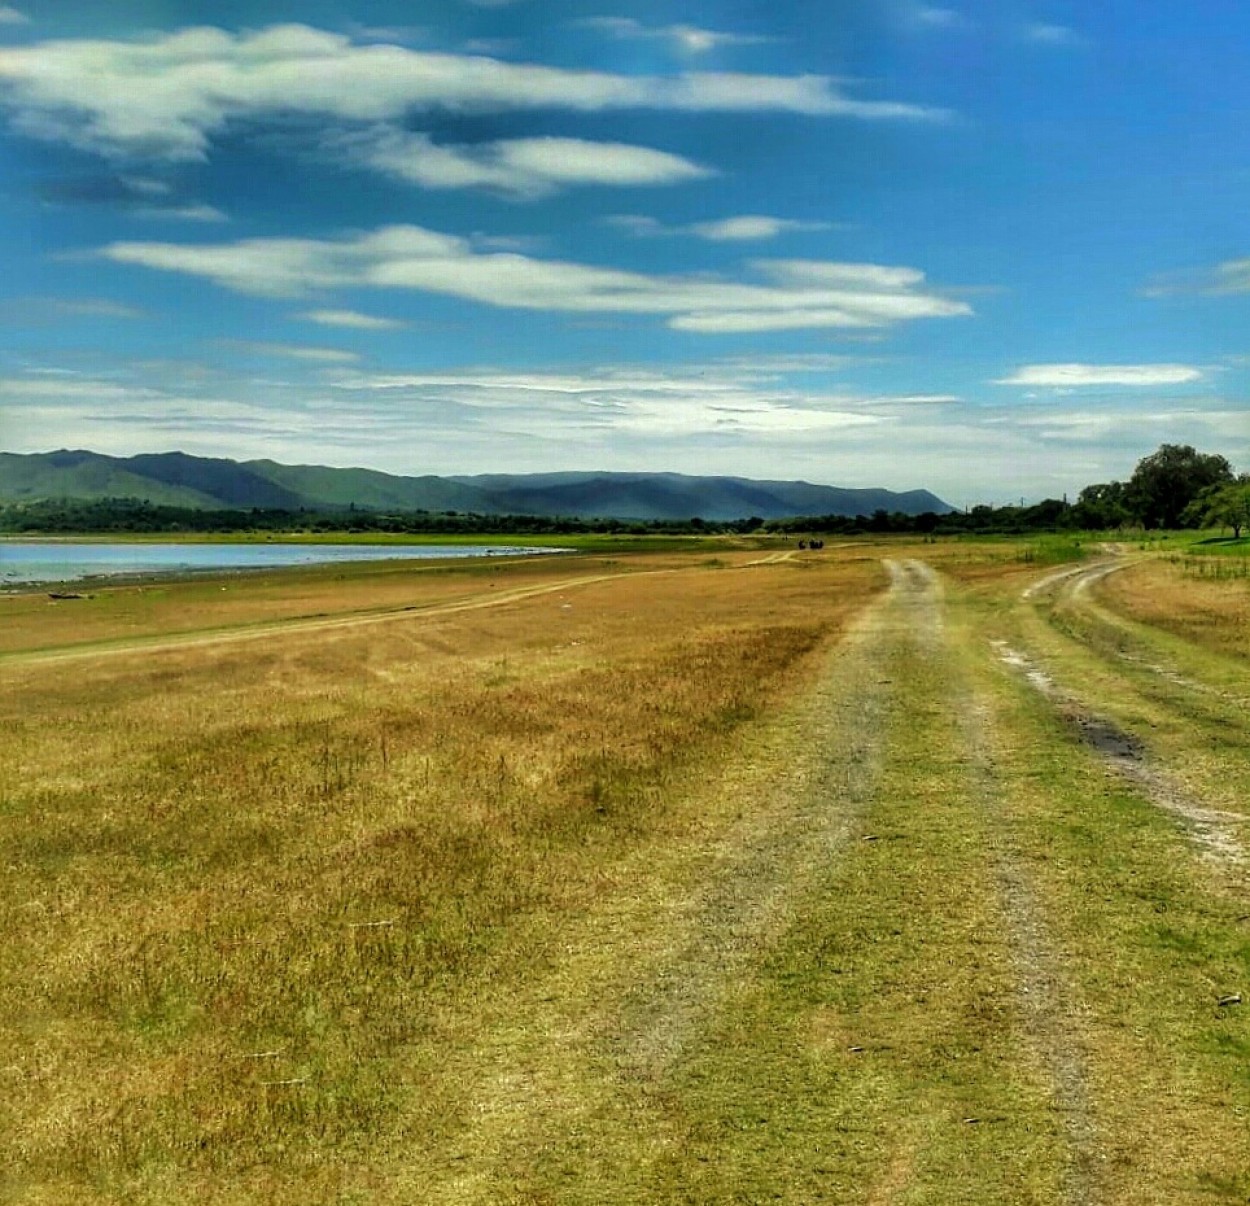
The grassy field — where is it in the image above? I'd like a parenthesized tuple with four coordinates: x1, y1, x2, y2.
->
(2, 536, 1248, 1202)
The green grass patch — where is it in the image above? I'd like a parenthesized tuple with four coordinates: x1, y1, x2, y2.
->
(978, 661, 1250, 1201)
(559, 607, 1069, 1202)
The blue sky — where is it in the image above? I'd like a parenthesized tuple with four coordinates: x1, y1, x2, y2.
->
(0, 1, 1246, 505)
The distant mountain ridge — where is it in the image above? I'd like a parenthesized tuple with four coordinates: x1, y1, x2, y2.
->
(0, 450, 954, 521)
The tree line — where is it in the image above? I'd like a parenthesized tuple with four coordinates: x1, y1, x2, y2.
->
(2, 445, 1246, 539)
(774, 445, 1248, 537)
(0, 497, 756, 537)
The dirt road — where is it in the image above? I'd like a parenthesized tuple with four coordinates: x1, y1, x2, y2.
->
(352, 560, 1092, 1201)
(376, 554, 1250, 1202)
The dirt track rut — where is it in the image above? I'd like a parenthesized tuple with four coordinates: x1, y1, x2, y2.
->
(1001, 559, 1250, 872)
(415, 562, 926, 1200)
(909, 560, 1099, 1204)
(402, 560, 1105, 1202)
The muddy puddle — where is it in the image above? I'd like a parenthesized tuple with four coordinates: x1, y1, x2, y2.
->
(1073, 716, 1142, 761)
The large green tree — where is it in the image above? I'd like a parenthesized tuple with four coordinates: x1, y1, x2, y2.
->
(1183, 479, 1250, 539)
(1126, 444, 1234, 529)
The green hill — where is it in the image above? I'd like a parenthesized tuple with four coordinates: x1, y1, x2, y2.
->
(0, 450, 220, 508)
(0, 450, 954, 521)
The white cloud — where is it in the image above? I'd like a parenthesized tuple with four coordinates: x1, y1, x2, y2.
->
(0, 378, 155, 403)
(0, 6, 27, 25)
(1012, 406, 1249, 445)
(578, 17, 774, 55)
(4, 361, 1242, 505)
(340, 128, 712, 196)
(755, 260, 928, 289)
(463, 38, 522, 57)
(689, 215, 826, 241)
(98, 223, 973, 334)
(0, 362, 895, 458)
(995, 363, 1204, 387)
(669, 309, 890, 333)
(349, 24, 427, 44)
(133, 203, 228, 222)
(120, 176, 170, 197)
(606, 213, 831, 241)
(327, 366, 886, 438)
(298, 308, 405, 330)
(490, 137, 709, 189)
(0, 24, 942, 160)
(874, 394, 961, 405)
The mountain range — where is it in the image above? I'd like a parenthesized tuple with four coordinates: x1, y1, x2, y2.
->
(0, 450, 953, 522)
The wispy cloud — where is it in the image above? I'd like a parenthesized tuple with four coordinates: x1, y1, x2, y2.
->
(995, 363, 1203, 387)
(1011, 405, 1248, 445)
(604, 215, 673, 237)
(223, 340, 360, 363)
(327, 366, 897, 438)
(133, 203, 228, 223)
(50, 297, 145, 319)
(1144, 256, 1250, 296)
(98, 223, 973, 334)
(707, 353, 865, 374)
(607, 213, 831, 241)
(35, 172, 224, 222)
(348, 23, 427, 44)
(0, 7, 28, 25)
(0, 296, 146, 325)
(298, 309, 405, 331)
(577, 17, 775, 54)
(872, 393, 961, 405)
(461, 37, 520, 55)
(3, 361, 1240, 505)
(0, 24, 942, 161)
(338, 129, 712, 196)
(1023, 23, 1086, 47)
(913, 7, 970, 30)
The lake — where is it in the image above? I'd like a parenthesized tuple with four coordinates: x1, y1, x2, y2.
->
(0, 540, 567, 586)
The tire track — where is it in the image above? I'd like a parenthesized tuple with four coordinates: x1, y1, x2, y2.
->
(916, 560, 1100, 1204)
(991, 637, 1248, 869)
(744, 549, 797, 565)
(610, 559, 921, 1080)
(407, 567, 919, 1200)
(1004, 560, 1250, 870)
(1052, 561, 1250, 709)
(960, 687, 1099, 1204)
(0, 568, 674, 669)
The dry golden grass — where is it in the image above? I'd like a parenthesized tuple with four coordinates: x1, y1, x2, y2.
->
(0, 549, 881, 1202)
(0, 549, 674, 658)
(1096, 558, 1250, 660)
(9, 537, 1248, 1203)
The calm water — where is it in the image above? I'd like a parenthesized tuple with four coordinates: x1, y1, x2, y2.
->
(0, 540, 566, 585)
